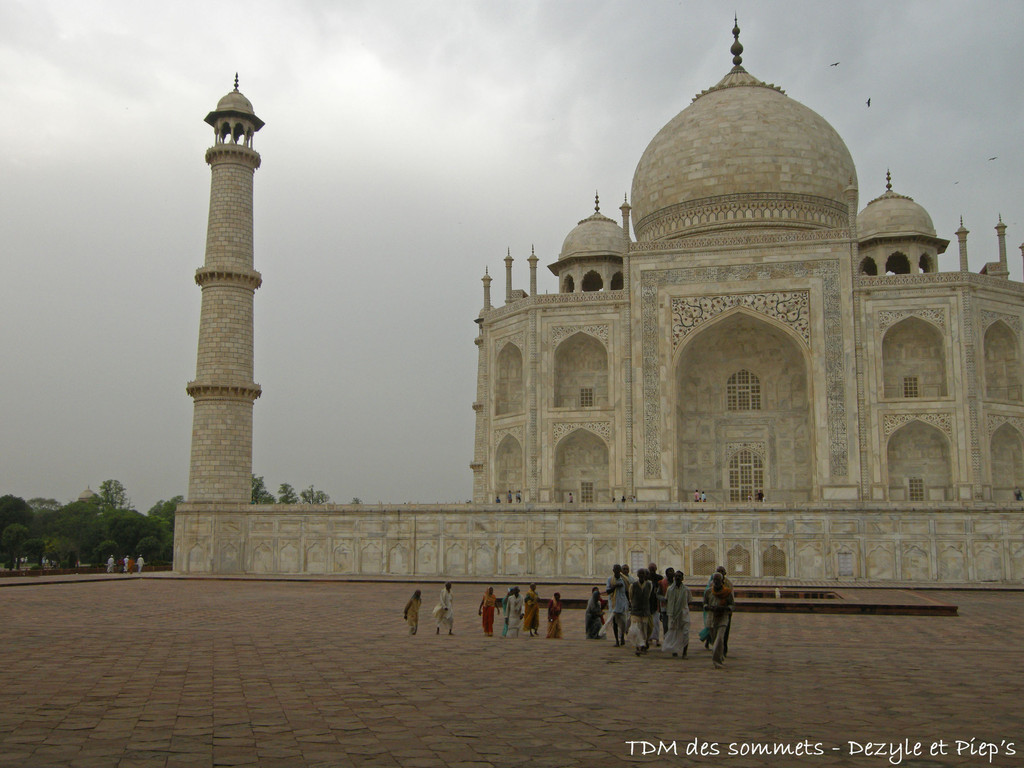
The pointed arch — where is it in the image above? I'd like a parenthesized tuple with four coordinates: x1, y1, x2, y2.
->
(676, 310, 812, 502)
(554, 332, 608, 408)
(860, 256, 878, 276)
(762, 545, 787, 577)
(562, 274, 575, 294)
(990, 423, 1024, 499)
(495, 342, 524, 415)
(728, 449, 764, 501)
(885, 252, 910, 274)
(554, 428, 609, 503)
(581, 270, 603, 292)
(984, 320, 1021, 402)
(882, 316, 947, 398)
(886, 420, 951, 501)
(692, 544, 716, 576)
(494, 434, 524, 499)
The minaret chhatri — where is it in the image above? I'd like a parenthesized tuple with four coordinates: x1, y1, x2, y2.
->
(186, 76, 264, 503)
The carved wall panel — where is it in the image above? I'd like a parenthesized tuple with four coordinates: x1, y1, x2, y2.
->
(642, 260, 847, 480)
(672, 291, 810, 348)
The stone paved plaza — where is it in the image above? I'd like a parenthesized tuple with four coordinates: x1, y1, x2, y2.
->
(1, 577, 1021, 768)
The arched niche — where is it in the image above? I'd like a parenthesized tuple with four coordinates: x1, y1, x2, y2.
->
(495, 343, 524, 415)
(691, 544, 715, 576)
(676, 311, 812, 502)
(918, 253, 933, 273)
(562, 275, 575, 294)
(882, 316, 947, 398)
(554, 332, 608, 408)
(984, 321, 1021, 402)
(990, 423, 1024, 499)
(762, 545, 787, 577)
(582, 270, 603, 292)
(727, 448, 764, 502)
(886, 420, 951, 501)
(494, 434, 524, 499)
(885, 252, 910, 274)
(860, 256, 878, 276)
(553, 428, 609, 503)
(610, 271, 624, 290)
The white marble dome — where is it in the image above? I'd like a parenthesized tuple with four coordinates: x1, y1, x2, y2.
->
(631, 67, 858, 242)
(559, 206, 627, 261)
(857, 184, 936, 240)
(216, 88, 256, 115)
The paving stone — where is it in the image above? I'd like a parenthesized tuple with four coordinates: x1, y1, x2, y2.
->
(0, 580, 1021, 767)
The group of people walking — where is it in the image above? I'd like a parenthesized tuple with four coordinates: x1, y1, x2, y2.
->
(106, 555, 145, 574)
(605, 562, 734, 668)
(401, 565, 735, 668)
(401, 582, 564, 638)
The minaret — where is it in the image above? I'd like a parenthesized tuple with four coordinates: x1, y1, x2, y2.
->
(956, 217, 969, 272)
(186, 76, 264, 503)
(528, 246, 538, 295)
(504, 248, 514, 303)
(994, 215, 1009, 277)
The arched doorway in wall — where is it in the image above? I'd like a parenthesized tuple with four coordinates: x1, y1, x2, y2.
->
(554, 428, 609, 503)
(990, 423, 1024, 499)
(882, 317, 947, 399)
(495, 343, 524, 415)
(554, 332, 608, 408)
(675, 311, 813, 502)
(494, 434, 524, 499)
(886, 420, 952, 501)
(885, 252, 910, 274)
(581, 270, 603, 292)
(984, 320, 1022, 402)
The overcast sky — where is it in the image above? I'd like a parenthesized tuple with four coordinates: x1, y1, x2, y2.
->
(1, 0, 1022, 511)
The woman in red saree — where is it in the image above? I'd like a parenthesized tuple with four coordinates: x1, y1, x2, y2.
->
(546, 592, 563, 638)
(479, 587, 498, 636)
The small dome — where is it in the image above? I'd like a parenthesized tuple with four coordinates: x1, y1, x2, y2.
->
(559, 206, 627, 261)
(216, 88, 255, 115)
(857, 181, 936, 241)
(631, 67, 857, 241)
(78, 487, 97, 502)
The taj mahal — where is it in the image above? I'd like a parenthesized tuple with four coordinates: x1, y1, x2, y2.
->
(174, 25, 1024, 583)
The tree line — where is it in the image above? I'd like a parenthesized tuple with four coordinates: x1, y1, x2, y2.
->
(0, 480, 178, 570)
(251, 476, 348, 504)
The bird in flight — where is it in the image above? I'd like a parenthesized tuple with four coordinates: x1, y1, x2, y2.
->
(988, 156, 998, 161)
(830, 61, 840, 67)
(866, 98, 871, 107)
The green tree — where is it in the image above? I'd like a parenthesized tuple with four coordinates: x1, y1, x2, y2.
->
(135, 535, 164, 562)
(23, 537, 46, 567)
(49, 500, 105, 565)
(251, 475, 275, 504)
(98, 479, 133, 511)
(103, 509, 161, 556)
(299, 485, 330, 504)
(2, 523, 29, 569)
(351, 497, 362, 505)
(93, 539, 120, 566)
(43, 535, 76, 567)
(146, 496, 180, 563)
(0, 495, 31, 534)
(277, 483, 298, 504)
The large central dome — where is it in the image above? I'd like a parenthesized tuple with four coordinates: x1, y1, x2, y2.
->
(631, 64, 857, 242)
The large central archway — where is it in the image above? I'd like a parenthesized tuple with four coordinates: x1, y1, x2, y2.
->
(675, 311, 814, 502)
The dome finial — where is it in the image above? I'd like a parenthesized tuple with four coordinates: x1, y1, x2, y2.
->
(731, 14, 743, 67)
(233, 72, 239, 91)
(595, 191, 601, 213)
(885, 169, 892, 192)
